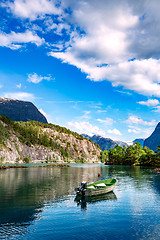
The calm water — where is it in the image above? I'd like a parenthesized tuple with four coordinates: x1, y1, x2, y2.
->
(0, 164, 160, 240)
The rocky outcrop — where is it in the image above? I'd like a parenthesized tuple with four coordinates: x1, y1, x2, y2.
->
(0, 120, 101, 163)
(0, 97, 47, 123)
(144, 122, 160, 151)
(82, 134, 128, 151)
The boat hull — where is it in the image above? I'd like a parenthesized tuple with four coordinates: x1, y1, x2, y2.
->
(76, 180, 116, 196)
(85, 183, 116, 196)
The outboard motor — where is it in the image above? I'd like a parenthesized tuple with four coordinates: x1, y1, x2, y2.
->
(77, 181, 87, 196)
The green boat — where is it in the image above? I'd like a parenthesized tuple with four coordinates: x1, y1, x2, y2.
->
(75, 178, 117, 197)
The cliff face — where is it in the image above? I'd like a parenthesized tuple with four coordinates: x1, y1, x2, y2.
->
(82, 134, 128, 151)
(144, 122, 160, 151)
(0, 97, 47, 123)
(0, 118, 101, 163)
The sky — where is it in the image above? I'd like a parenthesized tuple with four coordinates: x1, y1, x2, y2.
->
(0, 0, 160, 142)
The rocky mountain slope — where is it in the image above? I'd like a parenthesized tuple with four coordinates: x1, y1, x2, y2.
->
(144, 122, 160, 151)
(0, 116, 101, 163)
(0, 97, 47, 123)
(82, 134, 128, 151)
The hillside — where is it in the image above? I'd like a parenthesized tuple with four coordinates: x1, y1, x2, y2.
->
(0, 97, 47, 123)
(144, 122, 160, 151)
(82, 134, 128, 151)
(0, 116, 101, 163)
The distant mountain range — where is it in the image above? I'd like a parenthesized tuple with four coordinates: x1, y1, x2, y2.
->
(83, 122, 160, 152)
(82, 134, 128, 151)
(1, 97, 160, 153)
(0, 97, 47, 123)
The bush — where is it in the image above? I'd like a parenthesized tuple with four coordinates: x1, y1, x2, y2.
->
(0, 121, 10, 145)
(23, 156, 31, 163)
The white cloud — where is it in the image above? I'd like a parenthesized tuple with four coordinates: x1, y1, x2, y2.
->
(67, 121, 106, 137)
(27, 73, 52, 83)
(48, 1, 160, 98)
(126, 116, 156, 126)
(107, 128, 122, 136)
(0, 30, 44, 49)
(97, 118, 114, 125)
(128, 125, 154, 139)
(2, 1, 160, 98)
(97, 110, 107, 113)
(3, 0, 62, 20)
(51, 53, 160, 97)
(152, 106, 160, 112)
(128, 129, 140, 134)
(80, 111, 91, 120)
(137, 99, 159, 107)
(4, 92, 35, 101)
(16, 83, 22, 88)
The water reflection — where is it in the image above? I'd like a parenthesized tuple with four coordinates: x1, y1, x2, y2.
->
(0, 165, 102, 238)
(74, 192, 117, 210)
(0, 164, 159, 240)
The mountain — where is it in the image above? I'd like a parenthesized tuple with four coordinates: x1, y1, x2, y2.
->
(82, 134, 128, 151)
(144, 122, 160, 151)
(0, 97, 47, 123)
(0, 116, 101, 163)
(133, 139, 144, 147)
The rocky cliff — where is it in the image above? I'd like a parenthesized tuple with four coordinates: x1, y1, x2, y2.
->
(0, 116, 101, 163)
(0, 97, 47, 123)
(144, 122, 160, 151)
(82, 134, 128, 151)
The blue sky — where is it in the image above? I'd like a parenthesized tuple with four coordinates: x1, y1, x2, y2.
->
(0, 0, 160, 142)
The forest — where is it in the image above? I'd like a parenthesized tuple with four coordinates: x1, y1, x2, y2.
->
(101, 142, 160, 166)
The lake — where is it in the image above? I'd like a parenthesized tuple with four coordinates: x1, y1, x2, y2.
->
(0, 164, 160, 240)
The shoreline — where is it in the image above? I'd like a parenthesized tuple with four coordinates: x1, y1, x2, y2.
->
(0, 163, 70, 170)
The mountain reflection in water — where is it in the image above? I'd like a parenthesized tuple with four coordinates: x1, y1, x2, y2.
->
(0, 164, 102, 238)
(0, 164, 160, 240)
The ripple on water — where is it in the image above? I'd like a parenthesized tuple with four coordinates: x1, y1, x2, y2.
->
(0, 165, 160, 240)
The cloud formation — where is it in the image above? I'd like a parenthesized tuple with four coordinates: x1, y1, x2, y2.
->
(16, 83, 22, 88)
(126, 116, 156, 126)
(97, 118, 114, 125)
(2, 0, 160, 97)
(27, 73, 52, 83)
(0, 30, 44, 49)
(49, 1, 160, 98)
(138, 99, 159, 107)
(128, 125, 154, 139)
(4, 92, 35, 101)
(3, 0, 61, 20)
(107, 128, 122, 136)
(67, 121, 106, 137)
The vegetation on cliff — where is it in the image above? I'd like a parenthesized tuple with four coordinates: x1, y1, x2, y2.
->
(101, 142, 160, 166)
(1, 115, 160, 166)
(0, 115, 101, 163)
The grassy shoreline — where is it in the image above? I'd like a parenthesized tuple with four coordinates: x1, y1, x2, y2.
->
(0, 163, 70, 170)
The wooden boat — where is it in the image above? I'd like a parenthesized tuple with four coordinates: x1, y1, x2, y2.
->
(75, 178, 117, 197)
